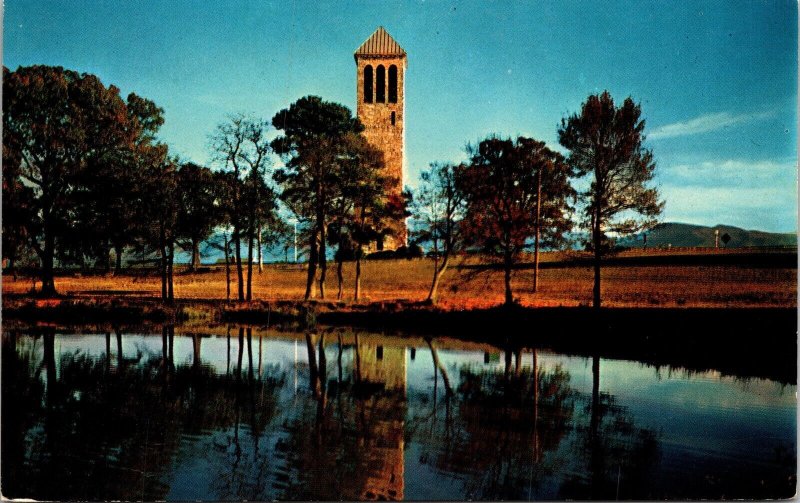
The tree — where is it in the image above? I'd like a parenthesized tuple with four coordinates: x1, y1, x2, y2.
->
(324, 133, 396, 300)
(721, 232, 731, 248)
(558, 91, 663, 308)
(240, 163, 280, 301)
(210, 114, 274, 302)
(343, 136, 406, 301)
(3, 66, 168, 292)
(77, 92, 167, 275)
(175, 162, 223, 271)
(139, 150, 177, 301)
(3, 65, 142, 294)
(517, 137, 575, 293)
(457, 136, 573, 306)
(271, 96, 365, 300)
(412, 162, 466, 304)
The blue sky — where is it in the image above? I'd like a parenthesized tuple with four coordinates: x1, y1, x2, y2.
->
(4, 0, 798, 232)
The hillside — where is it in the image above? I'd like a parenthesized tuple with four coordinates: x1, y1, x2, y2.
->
(621, 223, 797, 248)
(167, 222, 796, 265)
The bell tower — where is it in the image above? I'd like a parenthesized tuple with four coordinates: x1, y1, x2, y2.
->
(354, 27, 407, 248)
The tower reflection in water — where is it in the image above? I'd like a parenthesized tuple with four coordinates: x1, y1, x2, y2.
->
(3, 327, 795, 501)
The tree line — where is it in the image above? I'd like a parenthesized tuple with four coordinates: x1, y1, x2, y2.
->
(3, 65, 662, 308)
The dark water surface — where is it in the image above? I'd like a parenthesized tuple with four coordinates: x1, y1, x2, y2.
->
(2, 326, 796, 500)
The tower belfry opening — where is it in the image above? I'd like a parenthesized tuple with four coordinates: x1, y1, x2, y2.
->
(354, 26, 407, 249)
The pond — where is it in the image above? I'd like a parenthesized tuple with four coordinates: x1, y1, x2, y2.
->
(2, 326, 796, 500)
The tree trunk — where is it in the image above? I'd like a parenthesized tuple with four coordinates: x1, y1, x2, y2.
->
(40, 222, 57, 296)
(354, 246, 362, 301)
(234, 227, 245, 301)
(593, 205, 602, 309)
(305, 231, 318, 300)
(104, 245, 112, 273)
(257, 223, 263, 273)
(190, 238, 200, 272)
(336, 253, 344, 301)
(246, 227, 254, 301)
(503, 247, 513, 306)
(114, 244, 124, 275)
(318, 223, 327, 299)
(533, 169, 541, 294)
(427, 254, 450, 305)
(224, 233, 231, 303)
(159, 225, 167, 301)
(167, 240, 174, 301)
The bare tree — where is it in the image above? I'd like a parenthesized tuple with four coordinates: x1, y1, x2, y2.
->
(210, 114, 274, 302)
(412, 162, 466, 304)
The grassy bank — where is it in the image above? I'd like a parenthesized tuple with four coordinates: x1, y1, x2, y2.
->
(2, 250, 796, 308)
(4, 302, 796, 385)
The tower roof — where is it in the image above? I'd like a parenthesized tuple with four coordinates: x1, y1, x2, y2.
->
(354, 27, 406, 58)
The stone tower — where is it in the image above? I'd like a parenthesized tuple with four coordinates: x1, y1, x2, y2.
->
(354, 27, 407, 249)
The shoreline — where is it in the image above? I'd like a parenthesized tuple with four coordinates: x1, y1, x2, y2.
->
(3, 294, 796, 385)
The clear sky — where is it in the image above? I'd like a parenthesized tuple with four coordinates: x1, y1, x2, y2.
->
(4, 0, 798, 232)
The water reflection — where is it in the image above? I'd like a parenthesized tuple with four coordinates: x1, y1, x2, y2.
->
(2, 327, 796, 501)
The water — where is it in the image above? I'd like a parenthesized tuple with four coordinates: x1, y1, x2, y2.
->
(2, 326, 796, 500)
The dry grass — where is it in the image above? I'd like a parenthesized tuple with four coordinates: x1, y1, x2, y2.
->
(2, 251, 796, 308)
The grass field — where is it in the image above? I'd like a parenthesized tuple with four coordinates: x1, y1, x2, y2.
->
(3, 249, 796, 308)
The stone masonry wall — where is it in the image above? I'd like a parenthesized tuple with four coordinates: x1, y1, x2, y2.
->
(355, 55, 407, 248)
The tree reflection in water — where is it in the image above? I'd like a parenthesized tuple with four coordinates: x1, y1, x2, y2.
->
(558, 354, 660, 500)
(409, 346, 575, 500)
(2, 327, 288, 501)
(408, 345, 662, 501)
(3, 329, 793, 501)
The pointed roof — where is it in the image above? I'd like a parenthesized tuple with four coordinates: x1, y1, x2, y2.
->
(354, 27, 406, 58)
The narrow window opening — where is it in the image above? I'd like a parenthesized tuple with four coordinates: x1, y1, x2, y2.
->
(363, 65, 373, 103)
(376, 65, 385, 103)
(376, 346, 384, 360)
(388, 65, 398, 103)
(391, 111, 396, 126)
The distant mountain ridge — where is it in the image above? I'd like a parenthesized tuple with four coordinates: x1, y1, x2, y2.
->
(621, 222, 797, 248)
(174, 222, 796, 265)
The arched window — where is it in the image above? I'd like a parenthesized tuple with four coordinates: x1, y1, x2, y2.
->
(376, 65, 385, 103)
(363, 65, 373, 103)
(388, 65, 398, 103)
